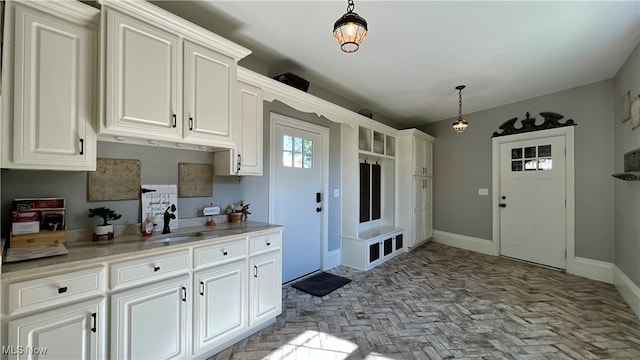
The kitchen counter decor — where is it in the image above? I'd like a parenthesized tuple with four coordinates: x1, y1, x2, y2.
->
(227, 201, 251, 223)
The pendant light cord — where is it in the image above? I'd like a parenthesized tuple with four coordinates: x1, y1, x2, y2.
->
(347, 0, 355, 12)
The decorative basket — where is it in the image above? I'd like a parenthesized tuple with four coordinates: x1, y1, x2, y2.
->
(229, 212, 244, 223)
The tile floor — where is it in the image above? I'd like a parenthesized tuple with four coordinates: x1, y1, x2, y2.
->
(210, 242, 640, 359)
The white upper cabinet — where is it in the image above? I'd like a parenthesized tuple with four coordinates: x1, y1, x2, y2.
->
(213, 75, 264, 176)
(99, 1, 251, 150)
(103, 9, 180, 139)
(1, 0, 98, 170)
(413, 135, 433, 177)
(183, 41, 235, 147)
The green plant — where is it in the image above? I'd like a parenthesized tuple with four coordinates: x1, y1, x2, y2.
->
(226, 201, 251, 216)
(88, 207, 122, 226)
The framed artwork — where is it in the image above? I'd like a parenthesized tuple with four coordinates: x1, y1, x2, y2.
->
(87, 158, 141, 201)
(622, 90, 631, 122)
(631, 95, 640, 130)
(178, 163, 213, 197)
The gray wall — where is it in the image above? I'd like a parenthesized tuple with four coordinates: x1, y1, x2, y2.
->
(422, 80, 615, 262)
(613, 41, 640, 286)
(1, 100, 343, 252)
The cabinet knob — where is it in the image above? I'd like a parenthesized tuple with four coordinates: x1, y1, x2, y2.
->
(153, 266, 160, 272)
(222, 250, 228, 256)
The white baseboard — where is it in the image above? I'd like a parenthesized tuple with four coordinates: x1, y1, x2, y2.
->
(323, 249, 341, 271)
(431, 230, 494, 255)
(614, 266, 640, 319)
(570, 257, 613, 284)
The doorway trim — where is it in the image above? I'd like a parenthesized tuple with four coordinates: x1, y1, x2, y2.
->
(269, 112, 331, 273)
(491, 126, 575, 272)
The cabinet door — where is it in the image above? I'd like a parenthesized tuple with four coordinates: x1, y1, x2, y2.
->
(249, 251, 281, 327)
(367, 241, 381, 266)
(193, 260, 247, 354)
(237, 81, 263, 175)
(424, 177, 433, 240)
(183, 40, 235, 146)
(413, 137, 432, 176)
(8, 297, 105, 360)
(11, 5, 96, 170)
(111, 276, 188, 360)
(104, 9, 180, 139)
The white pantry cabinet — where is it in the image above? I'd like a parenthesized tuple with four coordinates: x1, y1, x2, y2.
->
(110, 275, 190, 360)
(1, 0, 98, 170)
(214, 76, 264, 176)
(100, 0, 250, 150)
(397, 129, 435, 249)
(7, 298, 106, 360)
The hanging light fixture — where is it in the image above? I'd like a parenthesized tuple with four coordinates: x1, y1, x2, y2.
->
(452, 85, 468, 133)
(333, 0, 368, 53)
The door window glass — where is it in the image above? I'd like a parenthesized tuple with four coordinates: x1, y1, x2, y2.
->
(283, 135, 313, 168)
(511, 145, 552, 171)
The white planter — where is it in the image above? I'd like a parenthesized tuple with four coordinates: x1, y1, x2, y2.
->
(95, 224, 113, 236)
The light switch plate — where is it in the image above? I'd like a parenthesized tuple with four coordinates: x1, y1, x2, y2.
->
(478, 188, 489, 196)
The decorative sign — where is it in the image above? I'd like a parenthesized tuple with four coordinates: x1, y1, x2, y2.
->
(141, 185, 178, 231)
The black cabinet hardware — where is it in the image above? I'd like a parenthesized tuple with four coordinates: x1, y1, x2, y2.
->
(79, 139, 84, 155)
(181, 286, 187, 302)
(58, 287, 68, 294)
(91, 313, 97, 333)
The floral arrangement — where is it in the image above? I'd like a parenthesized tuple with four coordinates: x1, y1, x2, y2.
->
(226, 201, 251, 217)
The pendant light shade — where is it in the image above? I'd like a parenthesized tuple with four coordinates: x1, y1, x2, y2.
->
(333, 0, 367, 53)
(452, 85, 468, 133)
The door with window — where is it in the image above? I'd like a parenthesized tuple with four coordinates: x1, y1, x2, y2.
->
(271, 116, 326, 283)
(499, 136, 566, 269)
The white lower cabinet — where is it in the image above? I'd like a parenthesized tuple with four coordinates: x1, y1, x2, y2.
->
(249, 250, 281, 327)
(110, 275, 189, 360)
(342, 229, 404, 271)
(193, 259, 248, 354)
(7, 297, 106, 360)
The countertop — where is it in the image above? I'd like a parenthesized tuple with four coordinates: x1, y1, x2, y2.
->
(1, 221, 283, 278)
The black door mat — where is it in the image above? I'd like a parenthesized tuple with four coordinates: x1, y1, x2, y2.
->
(292, 272, 351, 297)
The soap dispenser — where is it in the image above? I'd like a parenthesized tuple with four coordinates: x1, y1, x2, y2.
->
(141, 213, 154, 237)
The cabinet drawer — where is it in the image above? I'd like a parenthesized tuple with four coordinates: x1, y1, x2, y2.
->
(8, 267, 105, 315)
(110, 250, 189, 290)
(249, 232, 281, 255)
(194, 238, 247, 269)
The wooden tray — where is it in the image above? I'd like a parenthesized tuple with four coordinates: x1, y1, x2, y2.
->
(10, 230, 67, 248)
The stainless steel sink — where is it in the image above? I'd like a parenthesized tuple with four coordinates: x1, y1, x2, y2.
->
(148, 232, 203, 243)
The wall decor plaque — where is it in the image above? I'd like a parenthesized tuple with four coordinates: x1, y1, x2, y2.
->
(178, 163, 213, 198)
(632, 95, 640, 130)
(622, 90, 631, 122)
(87, 158, 140, 201)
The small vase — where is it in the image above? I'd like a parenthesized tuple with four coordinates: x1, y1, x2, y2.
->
(229, 212, 243, 223)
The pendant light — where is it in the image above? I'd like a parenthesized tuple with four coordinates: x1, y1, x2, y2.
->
(333, 0, 368, 53)
(452, 85, 468, 133)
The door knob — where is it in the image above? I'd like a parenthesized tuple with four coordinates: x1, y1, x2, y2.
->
(499, 203, 507, 208)
(316, 207, 322, 212)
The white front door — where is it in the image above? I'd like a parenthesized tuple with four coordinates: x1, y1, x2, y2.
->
(499, 135, 566, 269)
(271, 115, 327, 283)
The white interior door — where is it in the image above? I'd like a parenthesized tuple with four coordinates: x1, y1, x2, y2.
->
(499, 136, 566, 269)
(271, 117, 326, 283)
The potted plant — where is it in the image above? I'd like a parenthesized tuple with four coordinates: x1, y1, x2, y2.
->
(88, 207, 122, 240)
(226, 201, 251, 223)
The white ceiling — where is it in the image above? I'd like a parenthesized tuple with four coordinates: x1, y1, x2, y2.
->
(156, 1, 640, 128)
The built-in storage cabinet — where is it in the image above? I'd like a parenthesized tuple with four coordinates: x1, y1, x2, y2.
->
(358, 126, 395, 157)
(397, 129, 435, 249)
(2, 228, 283, 360)
(1, 0, 98, 170)
(110, 275, 190, 360)
(342, 228, 404, 271)
(8, 298, 106, 360)
(100, 1, 250, 150)
(213, 77, 264, 176)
